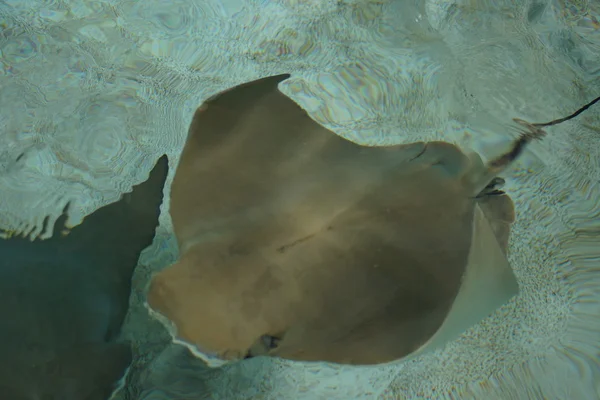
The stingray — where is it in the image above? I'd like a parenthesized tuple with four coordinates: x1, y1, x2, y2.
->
(0, 155, 168, 399)
(146, 74, 576, 366)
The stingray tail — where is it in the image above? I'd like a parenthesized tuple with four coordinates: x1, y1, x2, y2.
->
(468, 94, 599, 197)
(468, 125, 546, 197)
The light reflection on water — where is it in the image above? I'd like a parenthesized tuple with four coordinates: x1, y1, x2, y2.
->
(0, 0, 599, 399)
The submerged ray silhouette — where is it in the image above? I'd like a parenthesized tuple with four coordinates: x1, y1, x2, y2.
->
(0, 155, 168, 399)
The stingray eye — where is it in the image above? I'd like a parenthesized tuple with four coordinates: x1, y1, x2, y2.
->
(244, 334, 282, 359)
(261, 334, 281, 349)
(476, 177, 506, 198)
(485, 190, 505, 196)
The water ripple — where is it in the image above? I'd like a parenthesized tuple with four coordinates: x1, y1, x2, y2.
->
(1, 0, 600, 399)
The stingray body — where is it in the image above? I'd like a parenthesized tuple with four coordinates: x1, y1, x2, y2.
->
(0, 156, 168, 399)
(147, 74, 538, 365)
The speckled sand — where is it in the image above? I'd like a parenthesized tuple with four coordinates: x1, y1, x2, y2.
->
(1, 1, 599, 399)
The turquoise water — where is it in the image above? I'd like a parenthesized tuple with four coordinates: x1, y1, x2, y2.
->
(0, 0, 599, 399)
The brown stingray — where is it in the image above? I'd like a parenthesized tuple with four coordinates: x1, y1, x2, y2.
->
(0, 155, 168, 399)
(147, 74, 541, 365)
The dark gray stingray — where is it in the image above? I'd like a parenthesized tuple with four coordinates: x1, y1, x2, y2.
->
(0, 155, 168, 399)
(147, 75, 545, 366)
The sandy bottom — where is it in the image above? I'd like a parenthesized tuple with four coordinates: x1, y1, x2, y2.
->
(0, 0, 599, 399)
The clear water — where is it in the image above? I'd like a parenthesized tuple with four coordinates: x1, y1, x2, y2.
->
(0, 0, 599, 398)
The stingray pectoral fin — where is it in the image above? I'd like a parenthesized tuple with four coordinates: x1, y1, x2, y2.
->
(146, 251, 269, 364)
(184, 74, 293, 152)
(170, 73, 362, 249)
(205, 74, 292, 107)
(477, 192, 516, 254)
(410, 204, 518, 357)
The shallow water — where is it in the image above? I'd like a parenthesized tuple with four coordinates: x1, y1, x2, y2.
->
(0, 0, 599, 399)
